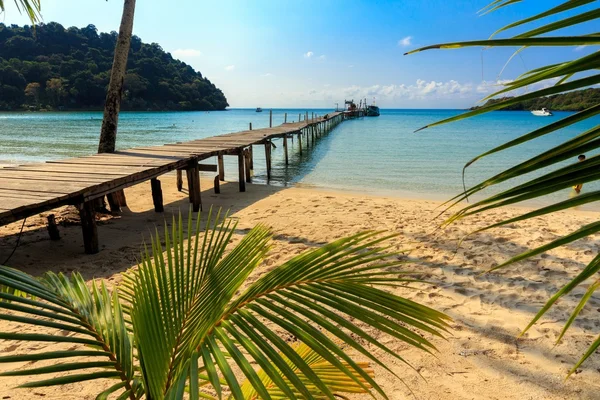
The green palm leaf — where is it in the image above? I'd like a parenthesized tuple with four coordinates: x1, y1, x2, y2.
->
(407, 0, 600, 374)
(0, 208, 449, 398)
(0, 0, 42, 23)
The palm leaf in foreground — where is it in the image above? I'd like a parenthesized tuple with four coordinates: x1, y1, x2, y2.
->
(0, 0, 42, 24)
(407, 0, 600, 373)
(0, 209, 449, 399)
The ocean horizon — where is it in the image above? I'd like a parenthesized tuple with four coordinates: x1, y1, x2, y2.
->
(2, 108, 598, 207)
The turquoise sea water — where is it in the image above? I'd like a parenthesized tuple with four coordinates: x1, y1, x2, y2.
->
(1, 109, 599, 206)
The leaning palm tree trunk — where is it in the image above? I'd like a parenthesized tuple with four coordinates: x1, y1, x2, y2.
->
(98, 0, 136, 154)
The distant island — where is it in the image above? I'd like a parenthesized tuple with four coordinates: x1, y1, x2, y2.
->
(0, 23, 228, 111)
(470, 88, 600, 112)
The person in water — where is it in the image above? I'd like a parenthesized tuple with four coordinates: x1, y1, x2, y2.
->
(574, 154, 586, 193)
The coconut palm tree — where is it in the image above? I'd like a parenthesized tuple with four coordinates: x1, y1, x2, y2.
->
(98, 0, 136, 154)
(407, 0, 600, 374)
(0, 210, 449, 399)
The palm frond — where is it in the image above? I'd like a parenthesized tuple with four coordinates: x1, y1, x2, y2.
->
(407, 0, 600, 374)
(0, 0, 42, 23)
(0, 267, 136, 398)
(121, 210, 449, 399)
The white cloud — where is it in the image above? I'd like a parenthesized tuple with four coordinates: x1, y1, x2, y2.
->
(261, 73, 273, 77)
(398, 36, 412, 47)
(309, 89, 318, 95)
(225, 65, 235, 71)
(575, 45, 587, 51)
(171, 48, 202, 58)
(318, 55, 326, 60)
(304, 51, 314, 58)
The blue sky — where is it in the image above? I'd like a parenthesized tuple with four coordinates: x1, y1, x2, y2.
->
(2, 0, 597, 108)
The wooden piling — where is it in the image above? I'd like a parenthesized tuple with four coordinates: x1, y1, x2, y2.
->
(78, 201, 98, 254)
(284, 113, 287, 123)
(249, 145, 254, 170)
(47, 214, 60, 241)
(238, 150, 246, 192)
(249, 122, 252, 131)
(265, 141, 272, 180)
(106, 193, 121, 213)
(213, 176, 220, 194)
(186, 163, 201, 212)
(298, 131, 303, 155)
(283, 135, 288, 165)
(269, 109, 273, 128)
(176, 170, 183, 191)
(218, 154, 225, 181)
(151, 178, 164, 212)
(244, 148, 252, 183)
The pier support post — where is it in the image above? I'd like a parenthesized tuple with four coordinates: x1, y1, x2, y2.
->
(106, 193, 121, 213)
(214, 176, 220, 194)
(78, 201, 98, 254)
(298, 131, 303, 155)
(244, 148, 252, 183)
(151, 178, 164, 212)
(264, 141, 272, 180)
(249, 145, 254, 170)
(269, 109, 272, 128)
(176, 170, 183, 191)
(283, 135, 288, 165)
(47, 214, 60, 241)
(238, 150, 246, 192)
(186, 163, 201, 212)
(249, 122, 252, 131)
(284, 113, 287, 123)
(218, 154, 225, 181)
(298, 113, 301, 123)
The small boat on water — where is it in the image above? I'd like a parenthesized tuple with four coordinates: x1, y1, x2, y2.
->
(255, 107, 263, 112)
(366, 105, 380, 117)
(531, 107, 553, 116)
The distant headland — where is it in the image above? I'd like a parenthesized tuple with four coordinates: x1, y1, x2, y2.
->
(0, 23, 228, 112)
(469, 87, 600, 112)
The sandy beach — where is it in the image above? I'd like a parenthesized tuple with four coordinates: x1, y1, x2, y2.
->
(0, 173, 599, 399)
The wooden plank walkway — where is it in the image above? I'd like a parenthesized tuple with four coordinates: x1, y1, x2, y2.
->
(0, 112, 344, 253)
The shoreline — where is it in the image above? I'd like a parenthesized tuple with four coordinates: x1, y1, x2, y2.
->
(1, 176, 600, 398)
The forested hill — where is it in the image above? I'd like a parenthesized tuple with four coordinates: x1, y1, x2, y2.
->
(0, 23, 228, 111)
(470, 88, 600, 112)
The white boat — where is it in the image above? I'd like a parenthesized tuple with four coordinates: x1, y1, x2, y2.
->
(531, 107, 553, 116)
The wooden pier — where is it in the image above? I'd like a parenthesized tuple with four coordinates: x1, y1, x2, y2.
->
(0, 112, 344, 253)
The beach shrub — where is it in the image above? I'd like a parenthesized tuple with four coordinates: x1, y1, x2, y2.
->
(408, 0, 600, 375)
(0, 209, 449, 399)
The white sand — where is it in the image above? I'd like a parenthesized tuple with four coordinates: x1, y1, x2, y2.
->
(0, 174, 599, 399)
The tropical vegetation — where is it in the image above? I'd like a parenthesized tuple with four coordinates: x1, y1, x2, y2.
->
(470, 87, 600, 111)
(408, 0, 600, 375)
(0, 22, 229, 112)
(0, 211, 450, 398)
